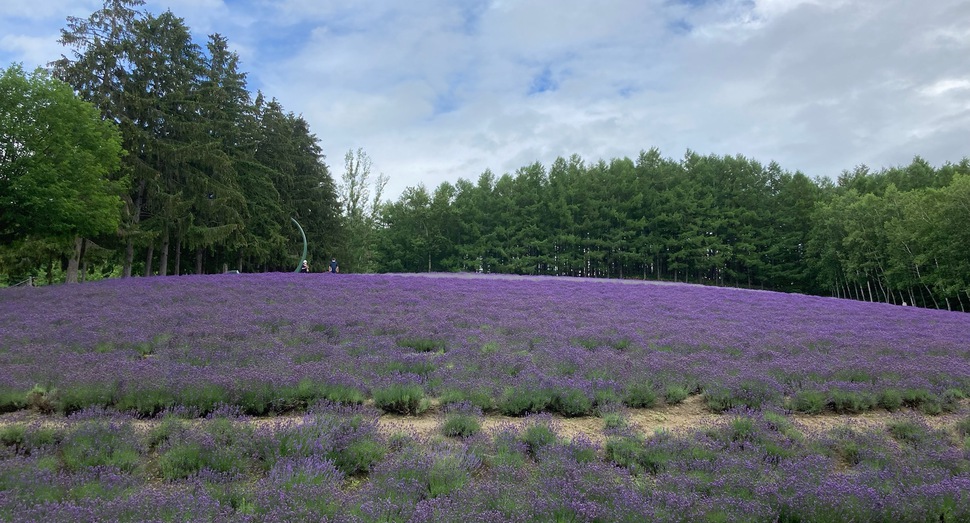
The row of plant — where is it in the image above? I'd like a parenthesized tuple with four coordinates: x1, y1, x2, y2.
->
(4, 376, 965, 422)
(3, 274, 969, 418)
(2, 402, 970, 522)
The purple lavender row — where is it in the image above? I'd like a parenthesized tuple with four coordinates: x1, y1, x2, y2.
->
(1, 273, 968, 415)
(1, 404, 969, 521)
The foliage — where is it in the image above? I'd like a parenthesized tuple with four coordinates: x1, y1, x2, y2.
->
(372, 383, 429, 415)
(33, 1, 342, 281)
(0, 64, 125, 244)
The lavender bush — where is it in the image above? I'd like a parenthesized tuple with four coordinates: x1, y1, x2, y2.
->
(5, 273, 967, 417)
(2, 273, 970, 520)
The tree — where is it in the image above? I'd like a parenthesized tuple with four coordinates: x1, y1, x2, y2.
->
(52, 0, 144, 277)
(339, 148, 387, 272)
(0, 64, 126, 283)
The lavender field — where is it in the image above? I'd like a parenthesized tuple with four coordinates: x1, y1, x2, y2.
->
(2, 273, 970, 521)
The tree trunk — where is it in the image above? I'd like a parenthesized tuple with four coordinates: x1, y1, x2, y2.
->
(195, 247, 205, 275)
(123, 179, 147, 278)
(144, 242, 154, 277)
(159, 226, 170, 276)
(66, 236, 83, 284)
(924, 284, 940, 309)
(174, 235, 182, 276)
(237, 252, 243, 272)
(124, 239, 134, 278)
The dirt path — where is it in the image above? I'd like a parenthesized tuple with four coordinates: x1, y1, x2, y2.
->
(379, 395, 967, 443)
(2, 395, 966, 443)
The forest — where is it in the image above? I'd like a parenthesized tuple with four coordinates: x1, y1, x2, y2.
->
(376, 152, 970, 311)
(1, 0, 969, 311)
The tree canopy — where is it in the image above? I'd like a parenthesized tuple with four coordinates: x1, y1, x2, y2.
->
(0, 63, 125, 244)
(374, 152, 970, 312)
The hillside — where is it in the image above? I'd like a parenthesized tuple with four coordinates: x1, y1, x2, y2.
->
(2, 274, 970, 521)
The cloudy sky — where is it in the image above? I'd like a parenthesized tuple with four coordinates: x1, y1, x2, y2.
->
(2, 0, 969, 198)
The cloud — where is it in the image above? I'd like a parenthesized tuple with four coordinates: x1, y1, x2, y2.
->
(1, 0, 969, 199)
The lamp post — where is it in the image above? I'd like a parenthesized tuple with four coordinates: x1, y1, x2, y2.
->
(291, 217, 308, 273)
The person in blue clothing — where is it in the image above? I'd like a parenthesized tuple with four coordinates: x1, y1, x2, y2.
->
(329, 258, 339, 273)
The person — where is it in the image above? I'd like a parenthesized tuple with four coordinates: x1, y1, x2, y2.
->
(329, 258, 339, 273)
(299, 260, 310, 273)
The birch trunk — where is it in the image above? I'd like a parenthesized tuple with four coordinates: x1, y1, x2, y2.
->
(65, 236, 83, 284)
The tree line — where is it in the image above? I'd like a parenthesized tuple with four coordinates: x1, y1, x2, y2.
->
(2, 0, 343, 284)
(373, 152, 970, 311)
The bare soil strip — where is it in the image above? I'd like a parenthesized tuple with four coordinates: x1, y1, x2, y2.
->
(2, 395, 966, 443)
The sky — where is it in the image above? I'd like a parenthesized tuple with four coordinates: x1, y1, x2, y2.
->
(2, 0, 970, 199)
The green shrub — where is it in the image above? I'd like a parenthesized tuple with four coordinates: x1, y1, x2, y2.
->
(322, 384, 366, 405)
(763, 412, 802, 441)
(0, 423, 26, 447)
(25, 385, 58, 414)
(427, 454, 470, 498)
(604, 435, 644, 471)
(180, 384, 229, 415)
(942, 389, 965, 412)
(552, 388, 593, 417)
(955, 416, 970, 438)
(638, 445, 672, 474)
(593, 388, 621, 407)
(27, 426, 61, 448)
(147, 417, 187, 450)
(604, 435, 670, 474)
(834, 439, 861, 466)
(332, 437, 386, 475)
(0, 389, 26, 413)
(158, 418, 254, 479)
(238, 383, 276, 415)
(623, 383, 657, 408)
(441, 413, 481, 438)
(62, 420, 141, 473)
(877, 389, 903, 411)
(602, 412, 628, 430)
(901, 388, 936, 409)
(372, 383, 429, 415)
(728, 416, 759, 443)
(56, 383, 117, 414)
(439, 388, 493, 411)
(490, 431, 527, 469)
(704, 388, 736, 413)
(159, 442, 205, 479)
(664, 384, 688, 405)
(498, 387, 552, 416)
(396, 337, 446, 353)
(791, 390, 827, 414)
(887, 420, 927, 446)
(115, 387, 175, 417)
(522, 423, 557, 456)
(829, 390, 875, 414)
(763, 441, 796, 464)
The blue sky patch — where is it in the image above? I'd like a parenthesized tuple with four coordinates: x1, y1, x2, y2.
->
(528, 66, 558, 95)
